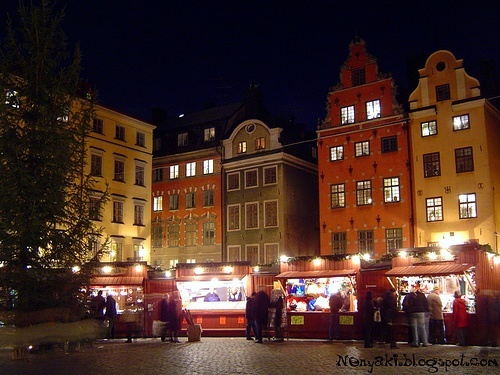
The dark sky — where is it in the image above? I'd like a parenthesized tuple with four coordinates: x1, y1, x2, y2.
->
(2, 1, 499, 128)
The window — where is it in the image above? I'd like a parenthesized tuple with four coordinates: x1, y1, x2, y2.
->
(153, 196, 163, 212)
(178, 132, 188, 146)
(455, 147, 474, 173)
(386, 228, 403, 253)
(186, 192, 195, 208)
(246, 245, 259, 265)
(366, 100, 381, 120)
(90, 154, 102, 176)
(237, 141, 247, 154)
(341, 105, 355, 125)
(355, 141, 370, 157)
(153, 138, 162, 152)
(332, 232, 347, 255)
(204, 127, 215, 141)
(203, 190, 214, 207)
(152, 223, 163, 248)
(426, 197, 443, 221)
(111, 241, 123, 262)
(352, 67, 366, 86)
(330, 183, 345, 208)
(115, 125, 125, 141)
(203, 159, 214, 174)
(421, 120, 437, 137)
(93, 118, 103, 133)
(255, 137, 266, 150)
(330, 145, 344, 161)
(356, 180, 372, 205)
(170, 165, 179, 179)
(134, 204, 144, 225)
(381, 136, 397, 153)
(136, 132, 145, 146)
(264, 200, 278, 227)
(423, 152, 440, 177)
(459, 193, 477, 219)
(112, 201, 124, 223)
(203, 221, 215, 245)
(245, 202, 259, 229)
(228, 204, 241, 230)
(436, 84, 450, 101)
(227, 246, 241, 262)
(358, 230, 374, 254)
(263, 166, 277, 185)
(227, 172, 240, 191)
(453, 114, 470, 131)
(383, 177, 400, 203)
(153, 168, 163, 182)
(169, 194, 179, 210)
(168, 221, 180, 247)
(245, 169, 258, 188)
(264, 244, 279, 264)
(184, 219, 197, 246)
(135, 164, 145, 186)
(89, 197, 101, 220)
(114, 159, 125, 181)
(186, 162, 196, 177)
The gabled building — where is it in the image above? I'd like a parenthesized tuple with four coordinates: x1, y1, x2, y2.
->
(222, 106, 319, 267)
(150, 85, 268, 267)
(317, 37, 413, 260)
(408, 50, 500, 252)
(87, 104, 155, 263)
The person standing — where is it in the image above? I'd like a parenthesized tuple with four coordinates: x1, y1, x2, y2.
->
(328, 291, 343, 340)
(105, 293, 117, 339)
(168, 291, 183, 343)
(362, 291, 376, 348)
(91, 290, 106, 321)
(245, 292, 257, 340)
(427, 286, 446, 344)
(408, 282, 430, 347)
(452, 290, 468, 346)
(382, 287, 398, 348)
(254, 288, 270, 343)
(159, 294, 170, 342)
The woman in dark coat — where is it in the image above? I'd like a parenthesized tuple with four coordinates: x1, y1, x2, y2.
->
(254, 289, 270, 343)
(362, 291, 376, 348)
(168, 291, 183, 342)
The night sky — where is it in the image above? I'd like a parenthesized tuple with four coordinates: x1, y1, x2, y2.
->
(1, 1, 499, 128)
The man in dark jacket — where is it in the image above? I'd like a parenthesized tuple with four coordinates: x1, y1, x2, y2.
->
(382, 287, 398, 348)
(328, 291, 343, 340)
(159, 294, 170, 342)
(245, 292, 257, 340)
(407, 282, 430, 347)
(254, 288, 270, 343)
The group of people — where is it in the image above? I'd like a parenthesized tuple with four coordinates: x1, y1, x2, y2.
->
(158, 291, 183, 343)
(245, 288, 285, 343)
(359, 282, 469, 348)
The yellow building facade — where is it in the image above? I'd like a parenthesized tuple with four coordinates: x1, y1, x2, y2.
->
(409, 50, 500, 253)
(86, 105, 156, 263)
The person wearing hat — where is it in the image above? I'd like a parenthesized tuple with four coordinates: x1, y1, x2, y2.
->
(427, 285, 446, 344)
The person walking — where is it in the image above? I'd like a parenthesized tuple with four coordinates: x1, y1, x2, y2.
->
(382, 287, 398, 348)
(362, 291, 375, 348)
(159, 293, 170, 342)
(254, 288, 270, 343)
(452, 290, 468, 346)
(407, 282, 430, 347)
(245, 292, 257, 340)
(105, 293, 117, 339)
(328, 291, 343, 340)
(427, 286, 446, 344)
(168, 291, 183, 343)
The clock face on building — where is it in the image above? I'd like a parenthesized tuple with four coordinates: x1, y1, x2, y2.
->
(245, 123, 255, 134)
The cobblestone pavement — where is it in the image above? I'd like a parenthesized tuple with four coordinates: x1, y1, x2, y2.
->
(0, 337, 498, 375)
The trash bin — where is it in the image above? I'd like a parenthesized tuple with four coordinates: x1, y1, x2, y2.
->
(187, 324, 202, 342)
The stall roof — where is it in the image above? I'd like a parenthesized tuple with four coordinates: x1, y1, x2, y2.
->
(385, 264, 473, 277)
(175, 275, 246, 282)
(275, 269, 357, 279)
(91, 276, 144, 286)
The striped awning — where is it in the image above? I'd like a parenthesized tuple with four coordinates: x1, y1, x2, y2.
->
(275, 269, 357, 279)
(91, 276, 144, 286)
(385, 264, 473, 277)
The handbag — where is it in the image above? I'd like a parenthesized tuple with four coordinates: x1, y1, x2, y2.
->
(374, 309, 381, 322)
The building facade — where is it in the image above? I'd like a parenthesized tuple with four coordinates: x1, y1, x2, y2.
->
(87, 104, 155, 263)
(408, 50, 500, 252)
(317, 37, 413, 260)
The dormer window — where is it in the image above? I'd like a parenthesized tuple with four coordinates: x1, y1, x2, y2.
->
(178, 132, 188, 146)
(204, 127, 215, 141)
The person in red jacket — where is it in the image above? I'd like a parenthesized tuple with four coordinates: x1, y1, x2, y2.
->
(452, 290, 469, 346)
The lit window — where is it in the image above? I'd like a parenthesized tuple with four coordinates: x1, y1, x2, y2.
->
(330, 145, 344, 161)
(383, 177, 400, 203)
(255, 137, 266, 150)
(153, 196, 163, 212)
(423, 152, 440, 177)
(386, 229, 402, 253)
(356, 180, 372, 205)
(170, 165, 179, 179)
(341, 105, 355, 124)
(459, 193, 477, 219)
(355, 141, 370, 157)
(426, 197, 443, 221)
(203, 159, 214, 174)
(366, 100, 381, 120)
(186, 162, 196, 177)
(237, 141, 247, 154)
(453, 114, 470, 131)
(421, 120, 437, 137)
(204, 127, 215, 141)
(330, 184, 345, 208)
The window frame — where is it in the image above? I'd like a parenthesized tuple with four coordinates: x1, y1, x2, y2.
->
(354, 140, 370, 157)
(136, 131, 145, 147)
(423, 152, 441, 178)
(90, 153, 103, 177)
(459, 193, 477, 219)
(421, 120, 438, 137)
(185, 192, 196, 209)
(203, 190, 214, 207)
(264, 200, 278, 227)
(351, 67, 366, 86)
(340, 105, 355, 125)
(245, 169, 258, 189)
(153, 196, 163, 212)
(426, 196, 443, 222)
(227, 204, 241, 231)
(386, 228, 403, 253)
(356, 180, 372, 206)
(330, 183, 345, 208)
(383, 177, 400, 203)
(455, 146, 474, 173)
(186, 161, 196, 177)
(112, 200, 124, 223)
(263, 166, 277, 185)
(169, 165, 179, 179)
(453, 114, 470, 131)
(332, 232, 347, 255)
(114, 159, 125, 181)
(237, 141, 247, 154)
(115, 125, 125, 141)
(227, 172, 240, 191)
(134, 203, 145, 226)
(255, 137, 266, 150)
(381, 135, 397, 153)
(169, 194, 179, 210)
(203, 159, 214, 174)
(204, 127, 215, 141)
(177, 132, 188, 147)
(358, 230, 374, 254)
(366, 99, 381, 120)
(245, 202, 259, 229)
(329, 145, 344, 161)
(436, 84, 450, 101)
(93, 118, 103, 134)
(135, 163, 145, 186)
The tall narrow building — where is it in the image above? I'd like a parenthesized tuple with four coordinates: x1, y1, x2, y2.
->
(408, 50, 500, 252)
(317, 37, 412, 259)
